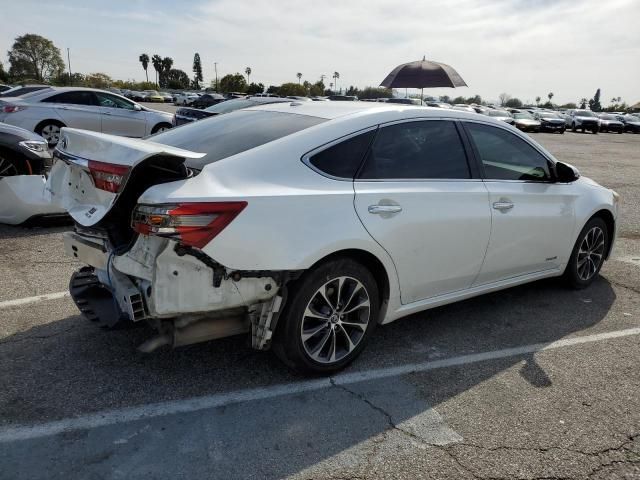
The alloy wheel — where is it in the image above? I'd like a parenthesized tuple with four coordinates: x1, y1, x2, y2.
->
(577, 226, 605, 281)
(300, 276, 370, 364)
(0, 155, 18, 176)
(40, 124, 61, 144)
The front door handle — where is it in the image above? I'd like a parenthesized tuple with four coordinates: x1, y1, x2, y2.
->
(493, 201, 514, 211)
(368, 205, 402, 215)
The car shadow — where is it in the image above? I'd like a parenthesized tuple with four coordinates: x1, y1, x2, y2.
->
(0, 276, 618, 479)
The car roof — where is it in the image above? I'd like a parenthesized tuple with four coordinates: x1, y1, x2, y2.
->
(243, 101, 494, 122)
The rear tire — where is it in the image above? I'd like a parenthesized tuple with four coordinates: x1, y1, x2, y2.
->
(572, 122, 577, 132)
(36, 120, 65, 146)
(563, 217, 609, 289)
(0, 149, 24, 176)
(273, 258, 379, 374)
(151, 123, 172, 134)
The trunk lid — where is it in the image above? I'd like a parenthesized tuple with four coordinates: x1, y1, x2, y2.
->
(45, 128, 205, 227)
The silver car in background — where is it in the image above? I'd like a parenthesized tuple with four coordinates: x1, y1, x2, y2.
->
(0, 87, 174, 146)
(566, 109, 600, 134)
(483, 109, 514, 124)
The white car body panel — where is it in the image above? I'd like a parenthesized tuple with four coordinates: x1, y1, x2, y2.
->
(0, 175, 65, 224)
(47, 103, 618, 328)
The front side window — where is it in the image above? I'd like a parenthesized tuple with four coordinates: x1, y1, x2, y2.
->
(358, 120, 470, 180)
(309, 130, 376, 179)
(465, 123, 551, 181)
(95, 92, 135, 110)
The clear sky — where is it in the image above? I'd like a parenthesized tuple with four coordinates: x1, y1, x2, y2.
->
(3, 0, 639, 105)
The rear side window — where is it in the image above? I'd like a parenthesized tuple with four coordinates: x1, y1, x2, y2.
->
(465, 122, 551, 181)
(308, 130, 376, 179)
(152, 110, 326, 169)
(42, 91, 97, 106)
(358, 120, 470, 179)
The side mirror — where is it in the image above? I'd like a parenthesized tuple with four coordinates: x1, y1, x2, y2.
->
(555, 161, 580, 183)
(133, 104, 142, 111)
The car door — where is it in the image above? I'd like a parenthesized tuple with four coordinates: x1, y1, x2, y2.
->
(40, 91, 102, 132)
(353, 119, 491, 304)
(463, 121, 577, 285)
(94, 92, 147, 137)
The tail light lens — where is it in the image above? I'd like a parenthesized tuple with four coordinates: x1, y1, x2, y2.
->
(2, 105, 25, 113)
(132, 202, 247, 249)
(88, 160, 130, 193)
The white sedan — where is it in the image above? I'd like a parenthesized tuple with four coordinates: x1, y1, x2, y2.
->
(173, 92, 200, 106)
(46, 102, 619, 373)
(0, 87, 174, 146)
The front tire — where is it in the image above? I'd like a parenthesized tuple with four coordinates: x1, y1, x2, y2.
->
(273, 258, 379, 374)
(563, 217, 609, 289)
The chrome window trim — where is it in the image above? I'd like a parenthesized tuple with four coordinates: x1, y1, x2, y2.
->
(53, 148, 89, 169)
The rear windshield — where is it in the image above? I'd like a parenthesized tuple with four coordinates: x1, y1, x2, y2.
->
(487, 110, 511, 117)
(575, 110, 595, 117)
(151, 110, 326, 169)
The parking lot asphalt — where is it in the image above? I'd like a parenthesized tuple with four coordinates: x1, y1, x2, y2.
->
(0, 132, 639, 479)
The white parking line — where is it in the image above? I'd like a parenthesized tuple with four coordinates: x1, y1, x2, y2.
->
(0, 291, 70, 310)
(0, 326, 638, 444)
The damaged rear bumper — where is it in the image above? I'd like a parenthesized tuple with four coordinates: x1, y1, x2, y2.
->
(0, 175, 66, 225)
(64, 232, 291, 350)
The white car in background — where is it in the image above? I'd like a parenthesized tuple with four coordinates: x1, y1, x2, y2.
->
(47, 103, 618, 373)
(0, 87, 174, 146)
(173, 92, 200, 105)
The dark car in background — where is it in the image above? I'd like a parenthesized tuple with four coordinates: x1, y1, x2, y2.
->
(598, 114, 624, 133)
(534, 111, 566, 133)
(617, 114, 640, 133)
(328, 95, 357, 101)
(191, 93, 226, 109)
(173, 96, 291, 126)
(0, 123, 51, 176)
(0, 85, 50, 98)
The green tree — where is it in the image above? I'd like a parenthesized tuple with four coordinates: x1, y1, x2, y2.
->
(8, 33, 65, 81)
(439, 95, 451, 103)
(547, 92, 554, 104)
(296, 72, 302, 84)
(579, 97, 588, 109)
(535, 96, 541, 106)
(246, 82, 264, 95)
(452, 96, 467, 104)
(266, 85, 280, 95)
(309, 81, 325, 97)
(498, 93, 511, 106)
(0, 62, 8, 82)
(467, 95, 482, 104)
(165, 69, 190, 89)
(589, 88, 602, 112)
(504, 97, 523, 108)
(278, 82, 307, 96)
(358, 86, 393, 100)
(84, 72, 112, 88)
(139, 54, 150, 83)
(219, 73, 247, 93)
(192, 53, 203, 89)
(151, 54, 162, 87)
(560, 102, 577, 109)
(245, 67, 251, 84)
(159, 57, 173, 88)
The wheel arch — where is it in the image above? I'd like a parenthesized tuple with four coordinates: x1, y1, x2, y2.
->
(301, 248, 392, 323)
(590, 209, 616, 259)
(151, 122, 172, 134)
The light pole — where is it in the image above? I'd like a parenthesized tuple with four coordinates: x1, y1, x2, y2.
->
(67, 48, 72, 86)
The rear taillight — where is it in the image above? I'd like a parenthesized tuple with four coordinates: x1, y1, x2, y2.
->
(2, 105, 25, 113)
(88, 160, 130, 193)
(132, 202, 247, 249)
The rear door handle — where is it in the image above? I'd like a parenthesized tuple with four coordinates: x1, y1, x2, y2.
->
(368, 205, 402, 215)
(493, 201, 514, 211)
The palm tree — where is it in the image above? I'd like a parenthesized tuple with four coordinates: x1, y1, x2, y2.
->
(535, 96, 541, 106)
(151, 54, 162, 87)
(160, 57, 173, 87)
(579, 97, 588, 109)
(245, 67, 251, 84)
(333, 71, 340, 93)
(296, 72, 302, 84)
(548, 92, 554, 103)
(139, 54, 150, 83)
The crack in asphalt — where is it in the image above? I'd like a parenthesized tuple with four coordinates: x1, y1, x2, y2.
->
(330, 380, 639, 480)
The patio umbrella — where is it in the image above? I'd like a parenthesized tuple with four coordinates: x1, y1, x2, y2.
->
(380, 56, 467, 104)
